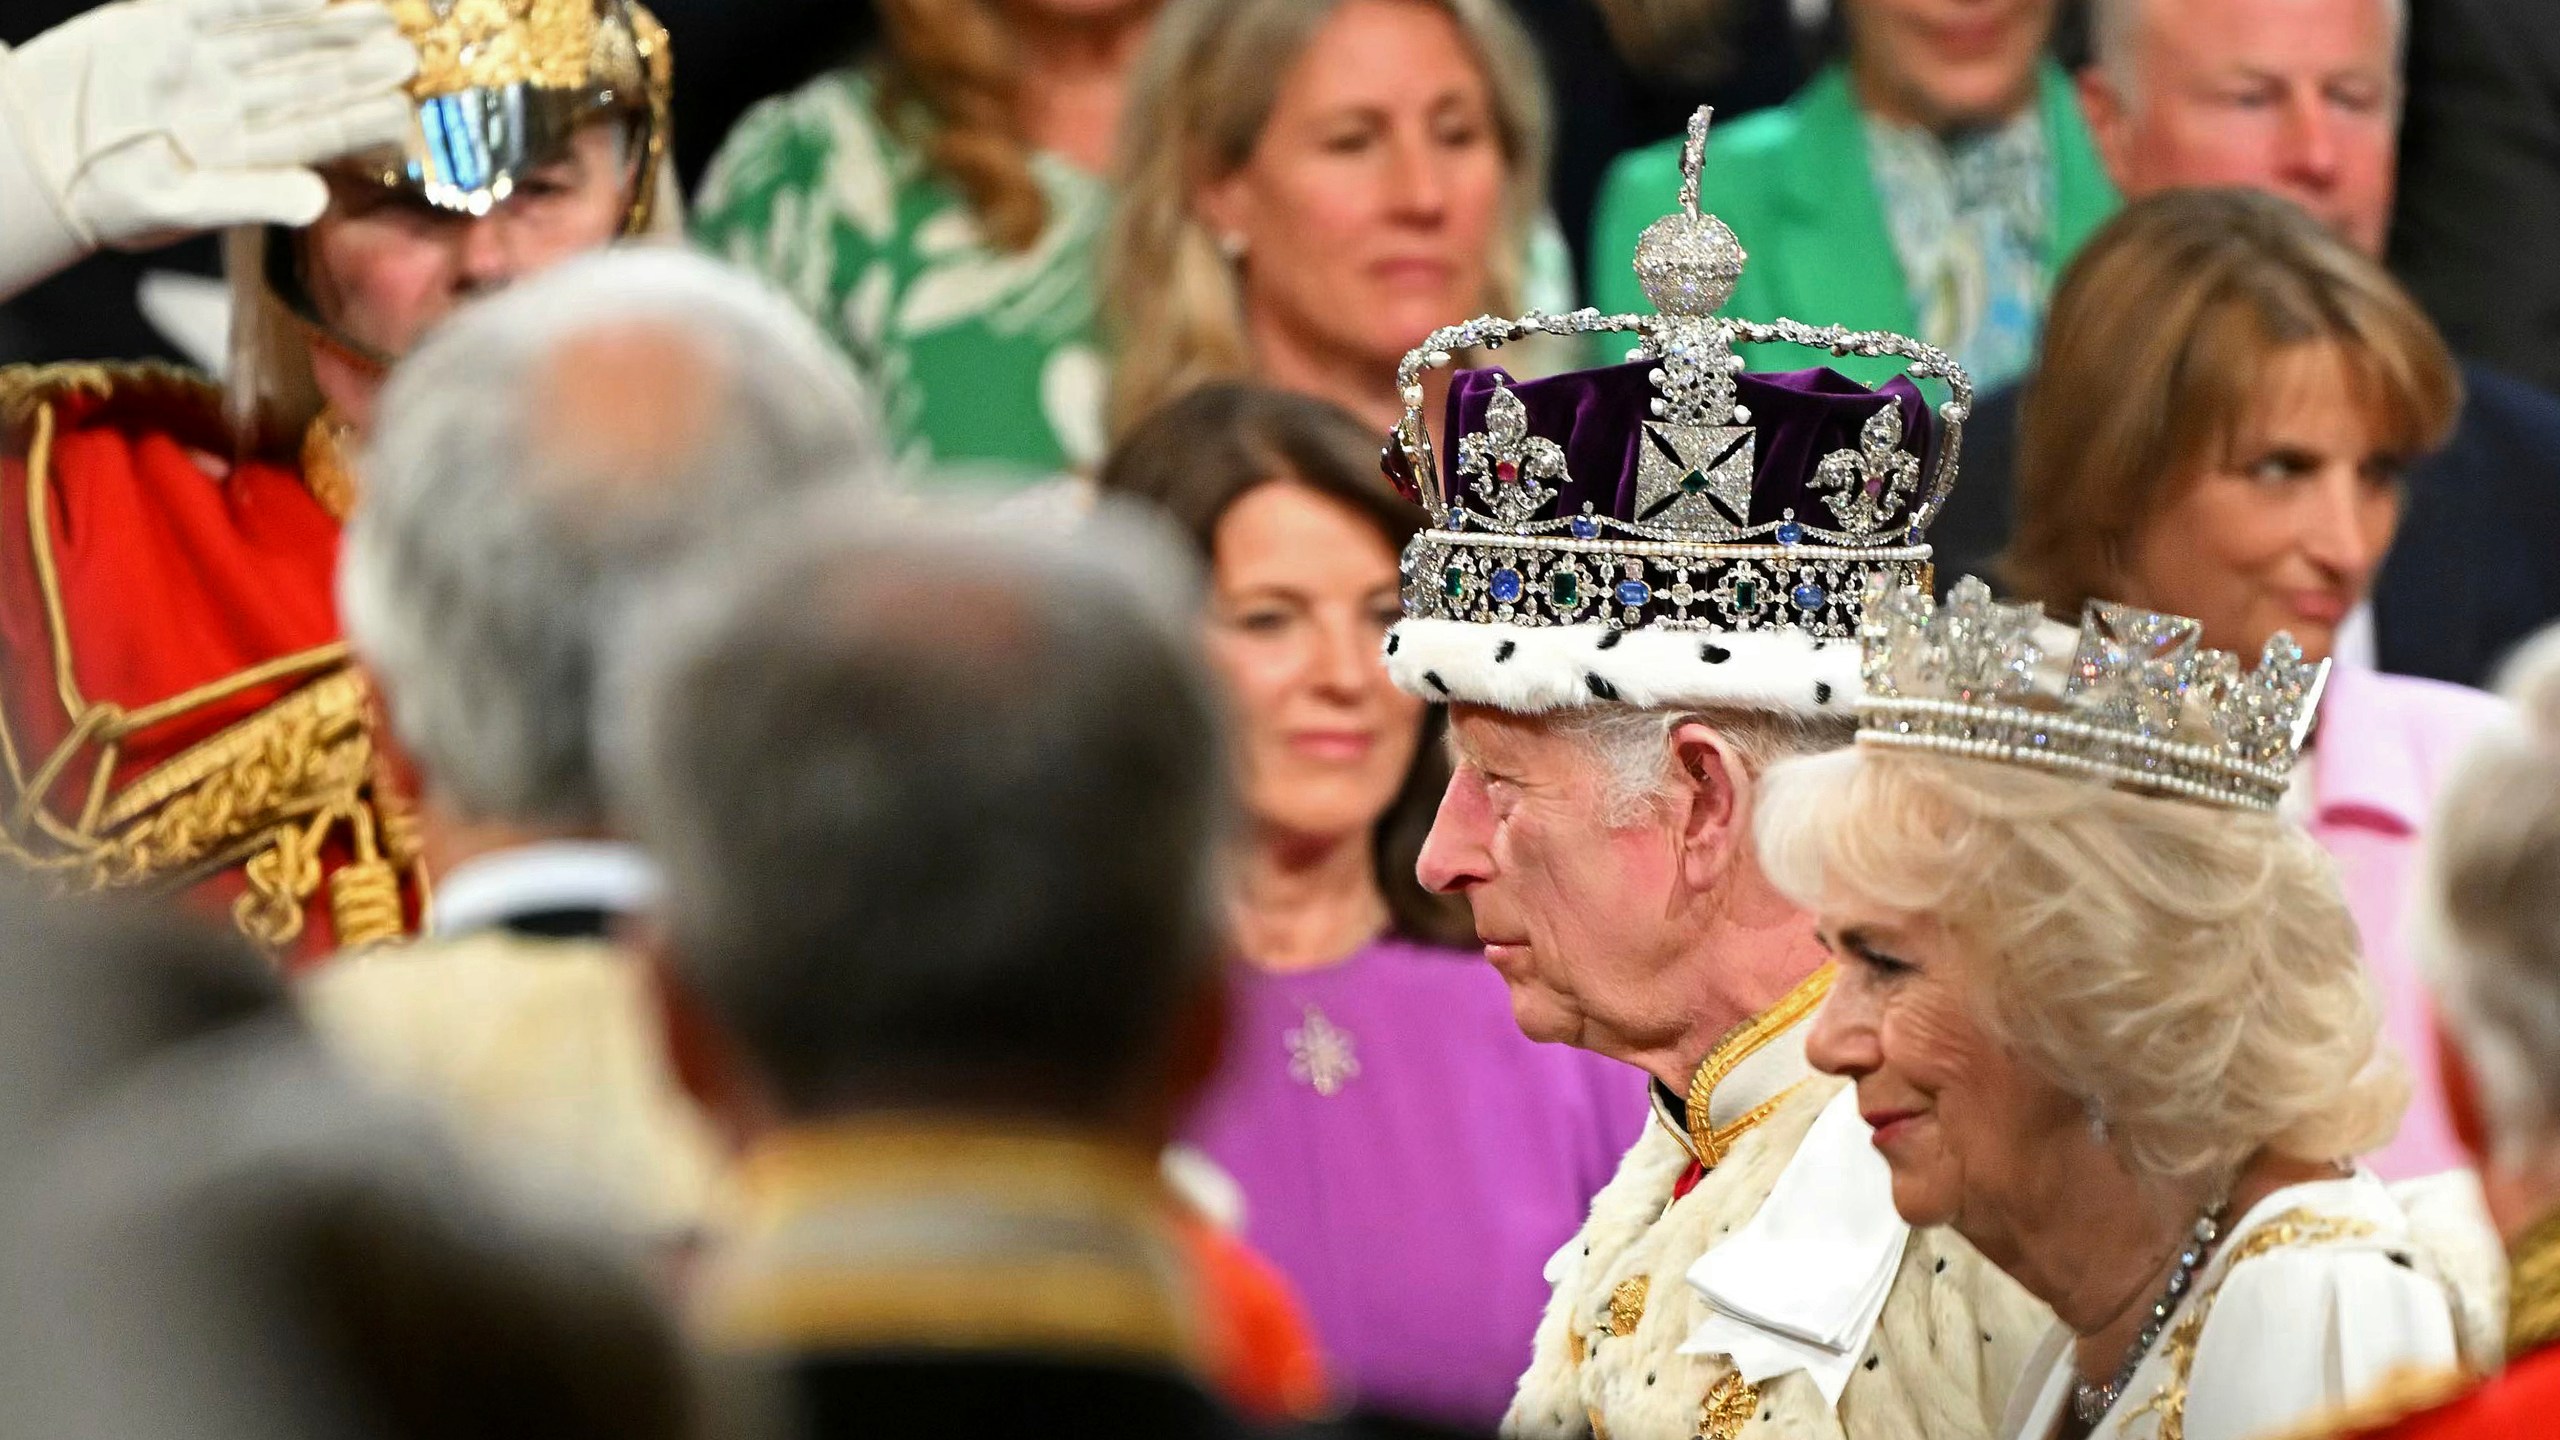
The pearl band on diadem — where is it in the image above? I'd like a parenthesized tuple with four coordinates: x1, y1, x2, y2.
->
(1851, 577, 2329, 812)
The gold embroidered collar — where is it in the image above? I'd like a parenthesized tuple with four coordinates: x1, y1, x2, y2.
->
(702, 1118, 1198, 1374)
(1654, 964, 1835, 1167)
(2509, 1204, 2560, 1361)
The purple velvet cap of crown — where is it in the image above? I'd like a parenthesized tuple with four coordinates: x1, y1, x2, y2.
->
(1439, 360, 1941, 533)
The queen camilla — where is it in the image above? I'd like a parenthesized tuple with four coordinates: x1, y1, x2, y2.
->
(1755, 581, 2471, 1440)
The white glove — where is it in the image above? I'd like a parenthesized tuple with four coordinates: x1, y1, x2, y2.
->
(0, 0, 418, 301)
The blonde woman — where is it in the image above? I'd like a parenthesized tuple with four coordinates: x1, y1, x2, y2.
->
(1103, 0, 1568, 440)
(693, 0, 1159, 485)
(1755, 582, 2466, 1440)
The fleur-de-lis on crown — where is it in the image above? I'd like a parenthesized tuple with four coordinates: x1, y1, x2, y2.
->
(1812, 403, 1923, 536)
(1457, 381, 1564, 528)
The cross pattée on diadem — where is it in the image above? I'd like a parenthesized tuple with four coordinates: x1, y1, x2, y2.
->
(1457, 382, 1563, 528)
(2067, 602, 2203, 736)
(1813, 403, 1922, 537)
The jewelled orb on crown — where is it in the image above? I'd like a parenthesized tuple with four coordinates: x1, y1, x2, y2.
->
(1855, 577, 2330, 812)
(1381, 108, 1974, 717)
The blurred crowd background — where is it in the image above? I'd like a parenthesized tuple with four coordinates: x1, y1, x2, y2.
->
(5, 0, 2560, 1436)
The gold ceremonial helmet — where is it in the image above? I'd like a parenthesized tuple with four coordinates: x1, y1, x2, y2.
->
(229, 0, 675, 447)
(261, 0, 673, 322)
(360, 0, 671, 228)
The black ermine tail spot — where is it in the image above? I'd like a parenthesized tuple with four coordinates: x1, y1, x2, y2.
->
(1701, 644, 1731, 664)
(1424, 671, 1451, 696)
(1386, 633, 1401, 656)
(1596, 629, 1625, 650)
(1495, 640, 1517, 662)
(1585, 674, 1619, 701)
(1814, 682, 1834, 706)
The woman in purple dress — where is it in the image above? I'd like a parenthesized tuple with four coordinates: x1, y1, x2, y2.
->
(1102, 383, 1648, 1430)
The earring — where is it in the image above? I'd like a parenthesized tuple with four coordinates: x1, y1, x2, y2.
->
(1217, 231, 1247, 263)
(2084, 1095, 2110, 1147)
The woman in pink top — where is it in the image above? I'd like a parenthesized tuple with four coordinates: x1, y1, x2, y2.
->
(1998, 189, 2505, 1178)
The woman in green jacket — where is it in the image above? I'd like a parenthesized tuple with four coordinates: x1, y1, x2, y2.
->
(1588, 0, 2116, 392)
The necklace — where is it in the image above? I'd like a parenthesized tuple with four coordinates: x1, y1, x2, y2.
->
(2070, 1200, 2229, 1426)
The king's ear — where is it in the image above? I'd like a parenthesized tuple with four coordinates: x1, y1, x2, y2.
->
(1667, 718, 1752, 888)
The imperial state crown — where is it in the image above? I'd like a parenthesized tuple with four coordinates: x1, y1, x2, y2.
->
(1383, 108, 1971, 717)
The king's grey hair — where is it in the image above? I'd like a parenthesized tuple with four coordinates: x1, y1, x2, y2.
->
(600, 494, 1230, 1118)
(1552, 705, 1856, 826)
(344, 247, 882, 829)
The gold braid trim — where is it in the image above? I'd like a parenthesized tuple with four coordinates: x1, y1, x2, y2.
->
(0, 360, 223, 441)
(2117, 1208, 2381, 1440)
(2507, 1205, 2560, 1362)
(1686, 965, 1834, 1166)
(0, 374, 420, 951)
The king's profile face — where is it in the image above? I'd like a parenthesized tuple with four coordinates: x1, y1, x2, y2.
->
(1418, 706, 1692, 1062)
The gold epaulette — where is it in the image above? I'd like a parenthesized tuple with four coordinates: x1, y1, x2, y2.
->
(0, 360, 229, 452)
(0, 364, 420, 951)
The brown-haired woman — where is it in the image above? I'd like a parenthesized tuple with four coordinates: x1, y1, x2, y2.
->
(693, 0, 1153, 486)
(2004, 186, 2506, 1181)
(1104, 384, 1643, 1429)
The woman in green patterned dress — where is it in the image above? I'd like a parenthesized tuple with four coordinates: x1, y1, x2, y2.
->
(693, 0, 1158, 487)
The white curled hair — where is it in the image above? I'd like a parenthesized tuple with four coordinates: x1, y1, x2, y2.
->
(1759, 745, 2405, 1192)
(340, 246, 884, 828)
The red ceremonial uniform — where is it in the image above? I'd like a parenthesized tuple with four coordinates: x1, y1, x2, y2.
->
(0, 362, 423, 962)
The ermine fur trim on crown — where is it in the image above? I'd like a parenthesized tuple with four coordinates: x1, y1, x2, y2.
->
(1385, 618, 1858, 715)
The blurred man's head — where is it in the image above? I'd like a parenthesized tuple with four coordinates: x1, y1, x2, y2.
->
(345, 248, 879, 844)
(605, 499, 1231, 1140)
(2080, 0, 2402, 257)
(0, 1014, 691, 1440)
(2420, 628, 2560, 1237)
(302, 123, 644, 403)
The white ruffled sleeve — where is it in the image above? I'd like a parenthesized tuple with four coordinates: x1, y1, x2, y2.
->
(2179, 1247, 2459, 1440)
